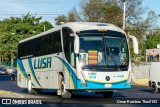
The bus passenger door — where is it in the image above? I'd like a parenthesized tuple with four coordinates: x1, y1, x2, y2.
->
(62, 28, 77, 89)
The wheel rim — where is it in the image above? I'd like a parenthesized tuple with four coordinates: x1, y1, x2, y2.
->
(61, 81, 65, 96)
(28, 80, 32, 92)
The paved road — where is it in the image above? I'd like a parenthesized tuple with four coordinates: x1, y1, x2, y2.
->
(0, 75, 160, 106)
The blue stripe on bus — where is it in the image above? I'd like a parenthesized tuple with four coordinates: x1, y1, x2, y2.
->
(28, 58, 42, 88)
(17, 59, 28, 79)
(55, 57, 77, 89)
(17, 59, 35, 87)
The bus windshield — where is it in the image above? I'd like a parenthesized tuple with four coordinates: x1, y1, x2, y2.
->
(79, 33, 129, 71)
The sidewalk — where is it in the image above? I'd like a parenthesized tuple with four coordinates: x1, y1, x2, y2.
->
(0, 90, 23, 98)
(133, 79, 149, 86)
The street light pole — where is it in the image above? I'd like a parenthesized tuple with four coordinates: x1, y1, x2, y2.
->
(122, 0, 126, 31)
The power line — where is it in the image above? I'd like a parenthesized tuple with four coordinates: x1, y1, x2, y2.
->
(0, 13, 68, 16)
(0, 11, 68, 13)
(0, 1, 79, 4)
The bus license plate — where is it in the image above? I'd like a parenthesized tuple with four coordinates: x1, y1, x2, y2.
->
(105, 84, 112, 88)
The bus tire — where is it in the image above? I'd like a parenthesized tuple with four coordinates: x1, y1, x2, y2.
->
(152, 83, 158, 93)
(59, 74, 72, 98)
(102, 91, 114, 98)
(27, 79, 38, 94)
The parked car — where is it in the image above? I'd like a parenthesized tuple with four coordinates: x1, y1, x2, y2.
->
(11, 68, 17, 82)
(0, 67, 7, 75)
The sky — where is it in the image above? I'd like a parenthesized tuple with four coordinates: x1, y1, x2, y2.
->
(0, 0, 160, 27)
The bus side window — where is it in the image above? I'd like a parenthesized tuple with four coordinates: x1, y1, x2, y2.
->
(52, 31, 62, 53)
(43, 33, 52, 55)
(35, 37, 43, 57)
(18, 44, 21, 58)
(20, 42, 28, 58)
(28, 39, 34, 57)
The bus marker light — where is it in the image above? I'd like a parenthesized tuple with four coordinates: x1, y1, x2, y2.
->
(98, 29, 107, 32)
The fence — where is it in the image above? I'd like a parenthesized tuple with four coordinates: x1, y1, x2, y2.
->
(132, 62, 151, 79)
(0, 61, 17, 67)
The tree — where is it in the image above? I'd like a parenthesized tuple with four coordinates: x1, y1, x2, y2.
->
(54, 0, 123, 26)
(0, 33, 20, 61)
(102, 5, 123, 27)
(37, 21, 53, 32)
(145, 32, 160, 49)
(78, 0, 104, 22)
(55, 15, 67, 25)
(54, 0, 159, 61)
(55, 8, 78, 24)
(67, 8, 77, 22)
(0, 13, 53, 63)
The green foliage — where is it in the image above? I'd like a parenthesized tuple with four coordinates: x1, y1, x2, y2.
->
(37, 21, 53, 32)
(145, 32, 160, 49)
(0, 13, 53, 62)
(0, 33, 20, 60)
(55, 15, 67, 25)
(102, 5, 123, 27)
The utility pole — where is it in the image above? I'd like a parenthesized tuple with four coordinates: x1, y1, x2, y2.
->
(122, 0, 126, 31)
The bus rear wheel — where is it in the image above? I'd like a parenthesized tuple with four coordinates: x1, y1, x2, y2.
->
(59, 74, 72, 98)
(102, 91, 114, 98)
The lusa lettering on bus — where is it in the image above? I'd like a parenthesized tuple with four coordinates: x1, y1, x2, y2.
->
(34, 57, 52, 69)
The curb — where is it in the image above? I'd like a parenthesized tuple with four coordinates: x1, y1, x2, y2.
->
(0, 90, 23, 98)
(0, 90, 12, 95)
(133, 79, 149, 86)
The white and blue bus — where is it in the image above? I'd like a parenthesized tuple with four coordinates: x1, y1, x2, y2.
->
(17, 22, 138, 98)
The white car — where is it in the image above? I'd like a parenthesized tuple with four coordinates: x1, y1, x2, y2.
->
(149, 62, 160, 93)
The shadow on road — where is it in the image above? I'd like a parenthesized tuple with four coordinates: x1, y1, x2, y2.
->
(140, 89, 160, 93)
(0, 75, 11, 81)
(38, 90, 126, 99)
(140, 89, 152, 93)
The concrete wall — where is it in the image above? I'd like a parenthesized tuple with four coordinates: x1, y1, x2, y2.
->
(132, 62, 151, 79)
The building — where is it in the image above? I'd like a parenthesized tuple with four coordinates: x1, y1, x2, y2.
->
(146, 44, 160, 62)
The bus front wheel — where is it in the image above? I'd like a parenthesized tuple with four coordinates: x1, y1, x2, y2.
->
(102, 91, 114, 98)
(27, 79, 40, 94)
(59, 74, 72, 98)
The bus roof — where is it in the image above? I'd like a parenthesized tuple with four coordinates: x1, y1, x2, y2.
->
(19, 22, 125, 43)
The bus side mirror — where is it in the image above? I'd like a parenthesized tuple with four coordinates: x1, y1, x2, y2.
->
(128, 35, 139, 55)
(74, 36, 79, 54)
